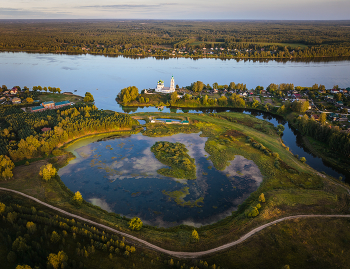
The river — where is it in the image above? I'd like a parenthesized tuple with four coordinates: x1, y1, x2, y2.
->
(1, 52, 350, 111)
(1, 51, 348, 181)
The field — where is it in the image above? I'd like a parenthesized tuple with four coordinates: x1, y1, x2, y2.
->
(1, 112, 349, 268)
(38, 92, 84, 103)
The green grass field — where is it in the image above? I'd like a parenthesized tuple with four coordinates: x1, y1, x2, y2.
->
(38, 92, 84, 103)
(1, 112, 349, 261)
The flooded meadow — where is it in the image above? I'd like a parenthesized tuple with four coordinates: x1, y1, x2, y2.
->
(59, 133, 263, 227)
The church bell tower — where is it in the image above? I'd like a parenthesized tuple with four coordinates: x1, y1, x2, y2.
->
(170, 76, 175, 91)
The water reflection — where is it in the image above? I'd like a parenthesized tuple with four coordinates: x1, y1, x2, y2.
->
(59, 133, 262, 227)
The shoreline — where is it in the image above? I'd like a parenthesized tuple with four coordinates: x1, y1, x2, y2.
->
(1, 49, 350, 62)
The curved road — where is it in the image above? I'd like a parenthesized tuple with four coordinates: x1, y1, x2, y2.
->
(1, 187, 349, 259)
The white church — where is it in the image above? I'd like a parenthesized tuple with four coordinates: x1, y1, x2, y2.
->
(155, 76, 175, 93)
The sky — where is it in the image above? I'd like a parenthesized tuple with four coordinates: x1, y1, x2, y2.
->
(0, 0, 349, 20)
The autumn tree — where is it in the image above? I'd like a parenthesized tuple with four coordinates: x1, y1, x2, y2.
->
(218, 95, 228, 106)
(229, 93, 245, 107)
(0, 155, 15, 181)
(252, 99, 260, 108)
(191, 81, 204, 92)
(229, 82, 236, 90)
(72, 191, 83, 205)
(15, 265, 32, 269)
(319, 113, 327, 124)
(191, 229, 199, 242)
(0, 202, 5, 215)
(202, 95, 208, 105)
(48, 251, 68, 269)
(170, 91, 178, 104)
(50, 231, 61, 244)
(128, 217, 143, 231)
(25, 97, 34, 104)
(39, 163, 57, 181)
(245, 206, 259, 217)
(119, 86, 139, 104)
(83, 92, 94, 102)
(26, 222, 37, 234)
(258, 193, 265, 203)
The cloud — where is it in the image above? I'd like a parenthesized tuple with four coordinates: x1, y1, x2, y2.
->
(0, 7, 72, 17)
(88, 197, 113, 212)
(77, 3, 178, 10)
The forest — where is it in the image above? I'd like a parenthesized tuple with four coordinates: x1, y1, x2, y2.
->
(0, 103, 137, 160)
(151, 141, 196, 179)
(0, 20, 349, 59)
(0, 194, 222, 269)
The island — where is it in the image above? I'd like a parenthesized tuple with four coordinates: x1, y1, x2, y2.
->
(151, 141, 196, 179)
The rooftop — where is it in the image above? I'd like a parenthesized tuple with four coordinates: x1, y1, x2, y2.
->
(55, 100, 70, 106)
(42, 101, 55, 105)
(31, 106, 44, 111)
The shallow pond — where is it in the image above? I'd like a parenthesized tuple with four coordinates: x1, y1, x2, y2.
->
(59, 133, 263, 227)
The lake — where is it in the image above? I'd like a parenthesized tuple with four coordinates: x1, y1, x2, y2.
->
(1, 52, 350, 112)
(59, 132, 263, 227)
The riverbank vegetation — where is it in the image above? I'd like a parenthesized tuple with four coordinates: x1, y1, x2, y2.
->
(117, 80, 350, 179)
(1, 20, 350, 59)
(0, 110, 349, 268)
(151, 141, 196, 179)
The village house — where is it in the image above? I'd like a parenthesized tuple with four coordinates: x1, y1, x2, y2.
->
(311, 114, 320, 121)
(10, 87, 18, 95)
(331, 89, 340, 94)
(31, 100, 71, 112)
(12, 97, 21, 104)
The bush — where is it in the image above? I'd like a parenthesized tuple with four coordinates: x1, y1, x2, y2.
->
(272, 152, 279, 158)
(300, 157, 306, 163)
(245, 206, 259, 217)
(129, 217, 143, 231)
(72, 191, 83, 206)
(258, 193, 265, 203)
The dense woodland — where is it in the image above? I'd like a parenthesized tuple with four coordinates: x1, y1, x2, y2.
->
(0, 102, 136, 160)
(1, 194, 222, 269)
(0, 20, 350, 58)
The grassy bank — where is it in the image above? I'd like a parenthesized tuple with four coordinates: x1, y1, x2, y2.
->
(1, 112, 349, 256)
(38, 92, 84, 103)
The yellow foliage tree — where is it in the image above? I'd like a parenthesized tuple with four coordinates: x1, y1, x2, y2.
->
(0, 202, 5, 215)
(25, 97, 34, 103)
(258, 193, 265, 203)
(39, 163, 57, 181)
(192, 229, 199, 242)
(16, 265, 32, 269)
(72, 191, 83, 205)
(26, 222, 37, 234)
(47, 251, 67, 269)
(128, 217, 143, 231)
(0, 155, 15, 181)
(50, 231, 61, 243)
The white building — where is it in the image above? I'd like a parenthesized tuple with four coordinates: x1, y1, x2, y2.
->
(155, 76, 175, 93)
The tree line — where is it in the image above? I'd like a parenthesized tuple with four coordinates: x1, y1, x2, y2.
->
(0, 20, 349, 59)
